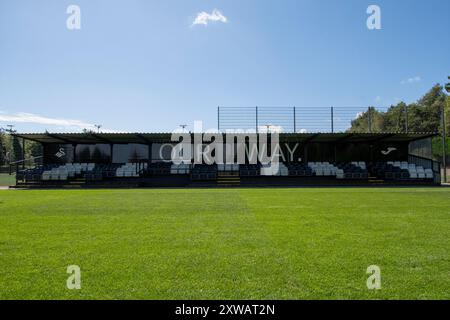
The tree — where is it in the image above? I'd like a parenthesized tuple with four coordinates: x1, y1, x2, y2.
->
(27, 141, 43, 165)
(349, 107, 384, 132)
(0, 133, 13, 164)
(349, 84, 446, 133)
(28, 141, 42, 158)
(12, 136, 23, 162)
(413, 84, 445, 133)
(446, 95, 450, 135)
(0, 133, 5, 165)
(382, 102, 408, 132)
(348, 84, 449, 163)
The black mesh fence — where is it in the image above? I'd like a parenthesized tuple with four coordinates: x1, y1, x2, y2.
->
(218, 106, 405, 133)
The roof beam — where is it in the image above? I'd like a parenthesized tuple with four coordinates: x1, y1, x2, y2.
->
(135, 133, 153, 144)
(366, 133, 397, 144)
(334, 133, 354, 143)
(46, 133, 76, 144)
(89, 133, 114, 144)
(11, 134, 45, 144)
(407, 133, 437, 141)
(302, 133, 321, 144)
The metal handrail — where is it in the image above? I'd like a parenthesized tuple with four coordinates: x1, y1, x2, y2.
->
(9, 155, 43, 165)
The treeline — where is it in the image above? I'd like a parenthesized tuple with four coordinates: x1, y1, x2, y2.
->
(0, 132, 42, 166)
(349, 84, 449, 134)
(349, 84, 450, 160)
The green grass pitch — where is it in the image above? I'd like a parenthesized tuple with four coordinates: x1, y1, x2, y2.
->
(0, 188, 449, 300)
(0, 174, 15, 187)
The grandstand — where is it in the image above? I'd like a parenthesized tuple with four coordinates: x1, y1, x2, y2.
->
(11, 131, 441, 188)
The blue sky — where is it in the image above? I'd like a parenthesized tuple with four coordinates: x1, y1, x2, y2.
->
(0, 0, 449, 133)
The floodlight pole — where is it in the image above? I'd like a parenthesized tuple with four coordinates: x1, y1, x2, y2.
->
(443, 79, 449, 183)
(179, 125, 187, 132)
(22, 138, 25, 170)
(6, 124, 15, 133)
(442, 77, 450, 183)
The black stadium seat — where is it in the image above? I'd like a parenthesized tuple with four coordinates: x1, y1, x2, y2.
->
(191, 164, 217, 181)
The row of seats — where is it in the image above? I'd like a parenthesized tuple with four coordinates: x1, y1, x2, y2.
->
(116, 163, 147, 177)
(191, 164, 217, 181)
(18, 161, 436, 182)
(17, 164, 58, 182)
(307, 162, 369, 180)
(218, 164, 240, 172)
(308, 162, 340, 177)
(335, 162, 369, 180)
(42, 163, 95, 181)
(240, 164, 262, 177)
(145, 162, 172, 175)
(171, 163, 191, 175)
(85, 164, 122, 181)
(261, 163, 288, 176)
(286, 163, 314, 177)
(389, 161, 433, 179)
(372, 162, 434, 180)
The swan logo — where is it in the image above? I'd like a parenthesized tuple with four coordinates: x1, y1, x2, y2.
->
(55, 148, 66, 158)
(381, 147, 397, 155)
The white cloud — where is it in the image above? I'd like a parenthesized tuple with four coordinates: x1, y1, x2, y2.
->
(0, 111, 120, 133)
(192, 9, 228, 26)
(375, 96, 382, 102)
(401, 76, 421, 85)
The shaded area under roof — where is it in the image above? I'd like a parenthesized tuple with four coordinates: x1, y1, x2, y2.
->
(12, 132, 438, 144)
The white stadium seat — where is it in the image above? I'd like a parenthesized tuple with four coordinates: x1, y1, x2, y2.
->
(114, 163, 142, 177)
(410, 172, 418, 179)
(260, 162, 288, 176)
(390, 161, 434, 180)
(307, 162, 342, 177)
(336, 169, 345, 179)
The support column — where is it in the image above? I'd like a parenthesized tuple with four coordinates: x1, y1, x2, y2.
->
(22, 138, 25, 170)
(72, 144, 77, 163)
(148, 142, 153, 164)
(442, 106, 447, 183)
(334, 143, 337, 163)
(304, 144, 308, 163)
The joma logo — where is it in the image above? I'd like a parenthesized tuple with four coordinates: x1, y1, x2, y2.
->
(381, 147, 397, 155)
